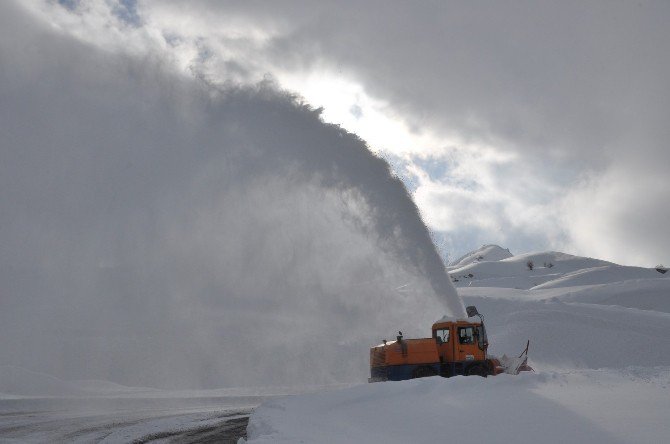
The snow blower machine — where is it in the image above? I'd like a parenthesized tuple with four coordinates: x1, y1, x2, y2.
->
(369, 306, 531, 382)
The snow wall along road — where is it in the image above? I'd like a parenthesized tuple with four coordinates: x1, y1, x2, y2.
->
(0, 1, 464, 390)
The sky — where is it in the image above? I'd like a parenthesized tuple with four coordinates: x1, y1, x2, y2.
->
(1, 0, 669, 388)
(17, 0, 668, 267)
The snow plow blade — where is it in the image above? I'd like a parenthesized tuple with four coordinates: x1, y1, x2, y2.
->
(498, 340, 533, 375)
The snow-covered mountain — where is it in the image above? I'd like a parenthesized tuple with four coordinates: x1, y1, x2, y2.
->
(447, 244, 513, 269)
(449, 246, 665, 291)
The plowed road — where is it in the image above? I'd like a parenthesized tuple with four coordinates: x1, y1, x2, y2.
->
(0, 396, 261, 443)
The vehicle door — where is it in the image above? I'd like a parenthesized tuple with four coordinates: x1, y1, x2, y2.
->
(455, 325, 484, 362)
(434, 326, 454, 363)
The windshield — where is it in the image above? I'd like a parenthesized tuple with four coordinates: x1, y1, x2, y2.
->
(458, 326, 474, 344)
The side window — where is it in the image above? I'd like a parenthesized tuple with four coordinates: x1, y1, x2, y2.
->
(458, 327, 474, 344)
(476, 326, 487, 348)
(435, 328, 450, 343)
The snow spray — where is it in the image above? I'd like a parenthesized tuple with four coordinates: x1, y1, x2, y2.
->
(0, 3, 463, 390)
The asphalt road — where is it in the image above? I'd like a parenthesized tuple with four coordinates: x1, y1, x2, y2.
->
(139, 415, 250, 443)
(0, 396, 259, 443)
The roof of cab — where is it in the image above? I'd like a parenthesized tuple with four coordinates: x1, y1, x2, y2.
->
(432, 315, 481, 330)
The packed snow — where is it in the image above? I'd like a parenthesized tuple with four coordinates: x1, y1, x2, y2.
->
(243, 246, 670, 444)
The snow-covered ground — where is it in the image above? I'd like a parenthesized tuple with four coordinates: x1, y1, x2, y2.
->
(244, 246, 670, 443)
(245, 369, 669, 444)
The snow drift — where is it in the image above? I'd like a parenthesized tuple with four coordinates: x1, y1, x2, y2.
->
(244, 370, 670, 444)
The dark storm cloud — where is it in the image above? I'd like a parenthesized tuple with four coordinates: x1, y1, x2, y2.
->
(0, 1, 463, 389)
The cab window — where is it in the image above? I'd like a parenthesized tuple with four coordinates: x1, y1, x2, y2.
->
(435, 328, 450, 343)
(476, 325, 487, 349)
(458, 326, 475, 344)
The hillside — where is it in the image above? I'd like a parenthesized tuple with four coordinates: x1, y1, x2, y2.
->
(448, 246, 666, 291)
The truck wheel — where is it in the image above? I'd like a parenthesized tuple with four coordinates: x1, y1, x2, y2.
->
(466, 364, 488, 377)
(412, 366, 437, 379)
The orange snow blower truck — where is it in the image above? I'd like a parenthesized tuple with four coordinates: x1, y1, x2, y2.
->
(369, 306, 531, 382)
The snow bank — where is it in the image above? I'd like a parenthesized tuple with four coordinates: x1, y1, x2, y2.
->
(244, 369, 670, 444)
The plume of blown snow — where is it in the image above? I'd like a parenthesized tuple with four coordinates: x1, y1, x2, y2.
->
(0, 1, 463, 390)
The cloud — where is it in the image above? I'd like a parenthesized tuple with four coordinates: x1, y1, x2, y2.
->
(561, 165, 670, 266)
(1, 1, 468, 389)
(231, 0, 670, 266)
(37, 0, 663, 266)
(405, 149, 568, 263)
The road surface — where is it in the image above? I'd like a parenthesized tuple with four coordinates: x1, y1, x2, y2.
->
(0, 396, 260, 443)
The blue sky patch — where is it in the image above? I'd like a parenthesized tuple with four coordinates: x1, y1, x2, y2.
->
(57, 0, 79, 11)
(113, 0, 142, 27)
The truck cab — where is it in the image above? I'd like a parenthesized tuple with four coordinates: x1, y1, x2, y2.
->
(432, 317, 488, 376)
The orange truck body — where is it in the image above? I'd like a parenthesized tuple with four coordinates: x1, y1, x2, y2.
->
(369, 314, 501, 381)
